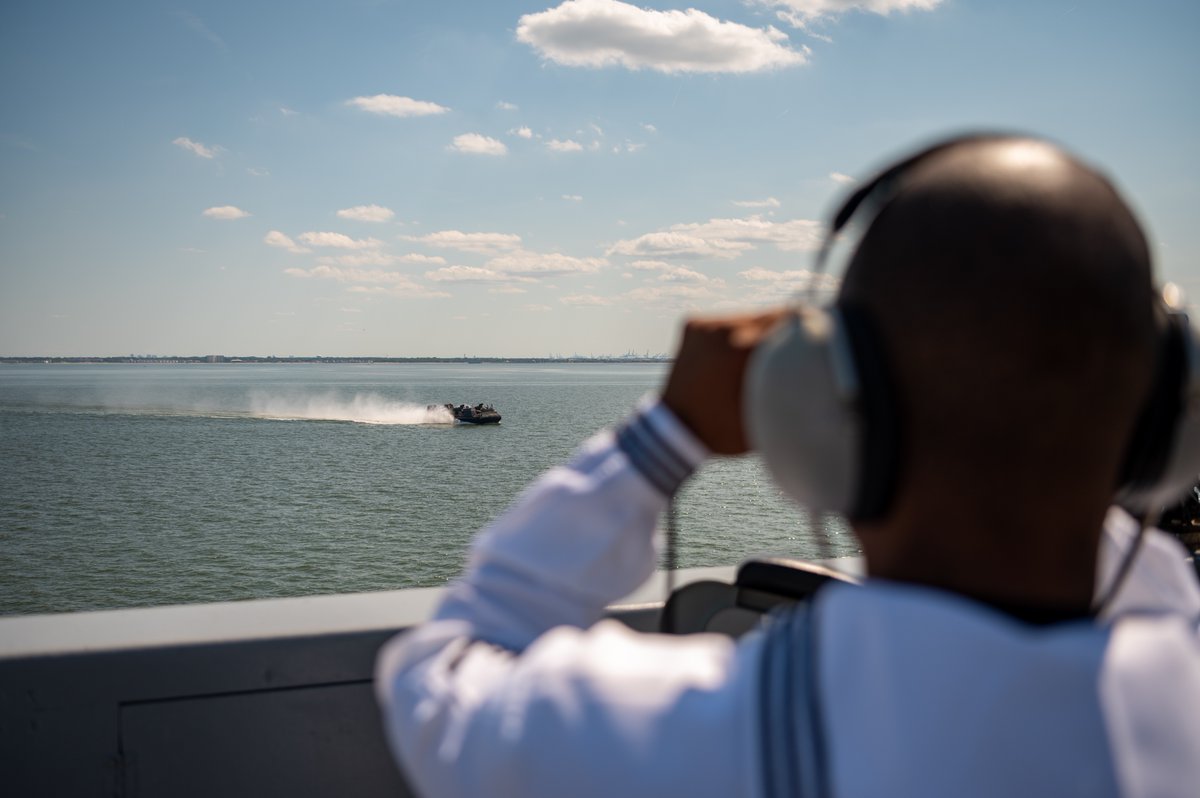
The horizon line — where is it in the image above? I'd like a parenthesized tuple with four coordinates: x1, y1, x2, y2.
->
(0, 354, 674, 364)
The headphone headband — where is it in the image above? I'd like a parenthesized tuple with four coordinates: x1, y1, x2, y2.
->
(808, 133, 1030, 297)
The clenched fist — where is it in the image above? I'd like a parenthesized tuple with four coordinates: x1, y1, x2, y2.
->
(661, 309, 791, 455)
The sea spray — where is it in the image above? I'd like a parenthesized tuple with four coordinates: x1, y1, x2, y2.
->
(247, 392, 455, 424)
(33, 385, 456, 425)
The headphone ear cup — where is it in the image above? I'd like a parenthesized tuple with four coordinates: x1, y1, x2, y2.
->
(1120, 312, 1200, 511)
(744, 308, 863, 516)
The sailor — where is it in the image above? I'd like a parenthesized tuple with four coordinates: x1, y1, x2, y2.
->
(376, 135, 1200, 797)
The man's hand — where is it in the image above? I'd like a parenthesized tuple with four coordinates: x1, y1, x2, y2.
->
(662, 309, 791, 455)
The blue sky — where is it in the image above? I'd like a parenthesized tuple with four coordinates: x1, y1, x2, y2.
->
(1, 0, 1197, 357)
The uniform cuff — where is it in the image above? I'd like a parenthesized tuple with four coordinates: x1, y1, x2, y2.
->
(615, 395, 709, 496)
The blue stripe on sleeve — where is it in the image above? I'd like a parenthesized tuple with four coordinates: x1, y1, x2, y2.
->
(615, 409, 696, 496)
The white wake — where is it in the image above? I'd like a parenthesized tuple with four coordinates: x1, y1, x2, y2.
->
(247, 393, 454, 425)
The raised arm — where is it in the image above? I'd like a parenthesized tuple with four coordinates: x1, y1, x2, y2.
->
(374, 399, 766, 798)
(374, 312, 788, 798)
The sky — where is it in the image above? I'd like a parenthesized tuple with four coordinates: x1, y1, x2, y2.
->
(1, 0, 1197, 358)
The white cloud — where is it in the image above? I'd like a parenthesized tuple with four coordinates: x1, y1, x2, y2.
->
(641, 122, 657, 133)
(626, 283, 720, 304)
(202, 205, 249, 220)
(336, 204, 395, 222)
(630, 259, 722, 284)
(560, 294, 613, 306)
(317, 251, 449, 268)
(285, 265, 408, 284)
(829, 171, 856, 184)
(298, 231, 383, 249)
(732, 197, 781, 208)
(762, 0, 944, 25)
(521, 302, 552, 310)
(450, 133, 508, 155)
(279, 106, 299, 117)
(264, 230, 311, 254)
(738, 266, 841, 296)
(517, 0, 807, 74)
(490, 287, 529, 295)
(425, 266, 535, 283)
(345, 285, 451, 298)
(610, 215, 822, 260)
(740, 266, 813, 282)
(546, 138, 583, 152)
(247, 167, 270, 177)
(347, 94, 450, 117)
(497, 101, 519, 111)
(672, 215, 823, 252)
(406, 230, 523, 254)
(658, 266, 722, 284)
(396, 253, 447, 265)
(511, 126, 534, 139)
(173, 136, 218, 159)
(608, 231, 752, 260)
(284, 265, 449, 297)
(487, 250, 606, 276)
(318, 251, 398, 267)
(562, 194, 584, 202)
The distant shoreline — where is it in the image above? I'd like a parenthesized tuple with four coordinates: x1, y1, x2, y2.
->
(0, 356, 673, 365)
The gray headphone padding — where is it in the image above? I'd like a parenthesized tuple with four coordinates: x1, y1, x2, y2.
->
(744, 307, 862, 515)
(1122, 313, 1200, 512)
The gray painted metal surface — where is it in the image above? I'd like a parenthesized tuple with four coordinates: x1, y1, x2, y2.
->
(0, 571, 736, 796)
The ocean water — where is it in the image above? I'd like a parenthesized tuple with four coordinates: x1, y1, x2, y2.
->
(0, 363, 858, 616)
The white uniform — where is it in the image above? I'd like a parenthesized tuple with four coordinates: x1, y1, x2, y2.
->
(375, 398, 1200, 798)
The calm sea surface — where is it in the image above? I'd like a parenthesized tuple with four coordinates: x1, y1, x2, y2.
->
(0, 363, 857, 615)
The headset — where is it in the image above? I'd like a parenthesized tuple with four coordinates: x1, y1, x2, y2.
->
(743, 133, 1200, 524)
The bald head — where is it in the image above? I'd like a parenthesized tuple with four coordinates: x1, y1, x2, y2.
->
(840, 137, 1156, 493)
(832, 138, 1162, 611)
(830, 136, 1164, 605)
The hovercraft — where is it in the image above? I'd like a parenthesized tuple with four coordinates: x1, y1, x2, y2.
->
(432, 403, 501, 424)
